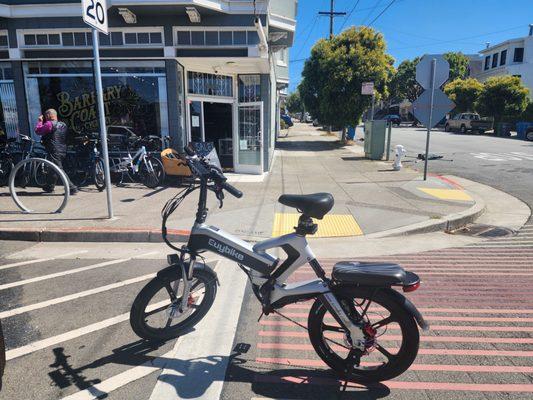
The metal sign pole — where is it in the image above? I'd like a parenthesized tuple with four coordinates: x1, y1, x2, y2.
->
(386, 120, 392, 161)
(370, 92, 375, 121)
(92, 28, 113, 218)
(423, 58, 437, 181)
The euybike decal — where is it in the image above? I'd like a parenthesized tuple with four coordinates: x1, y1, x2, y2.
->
(188, 234, 274, 275)
(208, 238, 244, 261)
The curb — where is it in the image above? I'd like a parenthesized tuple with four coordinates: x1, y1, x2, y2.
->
(367, 177, 486, 238)
(0, 227, 190, 243)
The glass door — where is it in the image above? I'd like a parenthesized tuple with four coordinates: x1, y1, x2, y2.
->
(189, 100, 203, 142)
(236, 102, 263, 174)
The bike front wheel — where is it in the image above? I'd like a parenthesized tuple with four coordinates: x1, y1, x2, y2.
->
(308, 287, 419, 383)
(139, 156, 165, 189)
(94, 158, 106, 192)
(130, 266, 217, 341)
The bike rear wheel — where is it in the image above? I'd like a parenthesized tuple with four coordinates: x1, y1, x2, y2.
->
(94, 158, 106, 191)
(139, 156, 165, 189)
(308, 287, 419, 383)
(130, 266, 217, 341)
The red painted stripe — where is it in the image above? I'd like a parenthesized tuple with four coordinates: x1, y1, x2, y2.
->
(273, 312, 533, 322)
(255, 357, 533, 373)
(254, 375, 533, 392)
(259, 320, 533, 332)
(257, 330, 533, 344)
(257, 342, 533, 357)
(282, 304, 533, 314)
(430, 174, 464, 189)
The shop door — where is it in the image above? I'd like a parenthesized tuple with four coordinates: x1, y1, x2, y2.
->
(203, 102, 233, 169)
(236, 103, 263, 174)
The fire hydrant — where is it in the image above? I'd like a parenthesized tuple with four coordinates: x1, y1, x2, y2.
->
(393, 145, 406, 171)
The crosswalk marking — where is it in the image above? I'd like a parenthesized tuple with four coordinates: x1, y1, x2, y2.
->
(0, 252, 155, 291)
(0, 273, 155, 319)
(0, 250, 88, 271)
(6, 299, 169, 361)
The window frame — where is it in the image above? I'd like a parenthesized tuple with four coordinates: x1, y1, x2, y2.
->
(173, 26, 260, 48)
(513, 47, 524, 63)
(500, 49, 507, 66)
(484, 55, 490, 70)
(491, 52, 498, 68)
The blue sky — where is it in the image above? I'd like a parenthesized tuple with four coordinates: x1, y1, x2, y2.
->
(289, 0, 533, 92)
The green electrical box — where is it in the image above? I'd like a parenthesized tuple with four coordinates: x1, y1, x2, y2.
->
(364, 120, 387, 160)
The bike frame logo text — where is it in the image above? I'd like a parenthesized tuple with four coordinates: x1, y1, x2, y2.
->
(208, 239, 245, 261)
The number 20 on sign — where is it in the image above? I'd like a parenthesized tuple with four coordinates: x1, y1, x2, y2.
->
(82, 0, 108, 34)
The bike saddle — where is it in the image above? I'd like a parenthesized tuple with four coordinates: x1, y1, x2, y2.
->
(278, 192, 334, 219)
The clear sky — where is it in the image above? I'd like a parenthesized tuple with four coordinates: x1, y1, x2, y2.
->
(289, 0, 533, 92)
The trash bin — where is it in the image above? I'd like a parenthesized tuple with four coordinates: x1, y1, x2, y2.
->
(347, 126, 356, 140)
(364, 120, 387, 160)
(495, 122, 513, 137)
(516, 122, 533, 140)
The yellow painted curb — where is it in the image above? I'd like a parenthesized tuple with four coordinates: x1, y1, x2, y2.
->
(418, 188, 473, 201)
(272, 213, 363, 238)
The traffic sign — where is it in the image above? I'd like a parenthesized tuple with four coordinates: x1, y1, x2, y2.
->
(416, 54, 449, 89)
(82, 0, 108, 34)
(412, 89, 455, 129)
(361, 82, 374, 95)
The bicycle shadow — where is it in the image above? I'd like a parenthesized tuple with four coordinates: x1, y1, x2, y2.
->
(47, 341, 390, 400)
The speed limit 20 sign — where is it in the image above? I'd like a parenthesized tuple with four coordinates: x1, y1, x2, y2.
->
(82, 0, 108, 34)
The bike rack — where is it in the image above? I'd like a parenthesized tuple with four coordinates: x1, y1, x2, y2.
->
(8, 157, 70, 214)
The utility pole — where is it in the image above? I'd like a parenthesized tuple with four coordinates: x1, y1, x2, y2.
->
(319, 0, 346, 39)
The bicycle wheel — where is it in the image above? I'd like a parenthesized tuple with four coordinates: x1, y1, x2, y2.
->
(139, 156, 165, 189)
(94, 157, 106, 192)
(33, 161, 48, 187)
(130, 266, 217, 341)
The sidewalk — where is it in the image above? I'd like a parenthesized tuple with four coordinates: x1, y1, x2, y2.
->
(0, 123, 502, 243)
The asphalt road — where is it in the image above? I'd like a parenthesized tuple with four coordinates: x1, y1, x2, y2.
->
(387, 127, 533, 213)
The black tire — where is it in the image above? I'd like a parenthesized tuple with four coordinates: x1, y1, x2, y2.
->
(130, 267, 217, 341)
(139, 156, 165, 189)
(460, 124, 467, 134)
(526, 130, 533, 141)
(308, 287, 419, 383)
(444, 124, 450, 132)
(33, 161, 49, 188)
(94, 158, 106, 192)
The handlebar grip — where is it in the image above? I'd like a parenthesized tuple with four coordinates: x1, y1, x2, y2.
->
(183, 146, 196, 156)
(222, 182, 243, 198)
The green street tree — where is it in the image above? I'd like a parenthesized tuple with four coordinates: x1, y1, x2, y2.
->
(389, 57, 421, 102)
(444, 78, 483, 113)
(476, 76, 530, 124)
(285, 90, 303, 115)
(300, 26, 394, 137)
(443, 52, 470, 82)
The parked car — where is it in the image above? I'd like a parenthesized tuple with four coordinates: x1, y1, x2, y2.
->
(303, 112, 313, 123)
(280, 113, 293, 127)
(444, 113, 493, 134)
(517, 121, 533, 141)
(382, 114, 402, 126)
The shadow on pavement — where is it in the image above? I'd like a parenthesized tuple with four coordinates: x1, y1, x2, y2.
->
(47, 341, 390, 399)
(276, 140, 345, 152)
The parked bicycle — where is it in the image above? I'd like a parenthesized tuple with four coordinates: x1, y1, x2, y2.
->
(0, 135, 47, 188)
(129, 147, 428, 383)
(103, 135, 165, 189)
(64, 133, 105, 191)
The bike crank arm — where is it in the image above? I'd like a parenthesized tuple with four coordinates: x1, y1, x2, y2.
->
(319, 292, 366, 350)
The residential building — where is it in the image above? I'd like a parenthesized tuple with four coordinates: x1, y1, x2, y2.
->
(472, 25, 533, 99)
(0, 0, 297, 174)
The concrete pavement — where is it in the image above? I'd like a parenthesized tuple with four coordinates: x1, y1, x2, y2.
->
(0, 123, 505, 243)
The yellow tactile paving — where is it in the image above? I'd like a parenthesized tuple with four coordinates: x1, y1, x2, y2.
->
(418, 188, 473, 201)
(272, 213, 363, 238)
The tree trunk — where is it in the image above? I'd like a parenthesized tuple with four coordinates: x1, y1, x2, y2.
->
(341, 127, 347, 143)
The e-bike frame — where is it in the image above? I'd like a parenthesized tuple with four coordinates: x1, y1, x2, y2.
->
(184, 176, 367, 346)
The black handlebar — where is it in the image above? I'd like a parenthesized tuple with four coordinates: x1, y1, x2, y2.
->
(221, 181, 243, 198)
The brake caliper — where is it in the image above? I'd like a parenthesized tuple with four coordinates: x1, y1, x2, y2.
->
(362, 323, 377, 353)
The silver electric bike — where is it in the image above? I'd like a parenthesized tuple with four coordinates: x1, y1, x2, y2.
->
(129, 147, 429, 383)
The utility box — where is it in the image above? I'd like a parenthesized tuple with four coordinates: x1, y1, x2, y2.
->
(364, 120, 387, 160)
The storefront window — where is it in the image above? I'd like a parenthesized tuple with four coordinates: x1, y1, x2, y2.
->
(188, 71, 232, 97)
(24, 61, 169, 141)
(0, 62, 19, 141)
(238, 75, 261, 103)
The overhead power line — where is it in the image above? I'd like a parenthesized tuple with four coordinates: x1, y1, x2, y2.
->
(362, 0, 384, 26)
(368, 0, 397, 27)
(339, 0, 361, 31)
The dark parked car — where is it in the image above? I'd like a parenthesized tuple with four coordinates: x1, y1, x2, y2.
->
(280, 114, 293, 127)
(383, 114, 402, 126)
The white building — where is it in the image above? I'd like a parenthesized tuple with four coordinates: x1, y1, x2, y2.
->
(472, 25, 533, 99)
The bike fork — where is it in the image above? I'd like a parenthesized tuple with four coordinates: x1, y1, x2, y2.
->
(319, 292, 366, 349)
(176, 259, 195, 312)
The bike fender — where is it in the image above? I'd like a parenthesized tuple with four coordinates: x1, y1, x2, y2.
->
(383, 288, 430, 331)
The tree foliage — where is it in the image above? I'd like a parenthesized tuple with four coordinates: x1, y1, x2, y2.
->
(299, 26, 394, 128)
(388, 58, 422, 102)
(285, 90, 303, 114)
(443, 52, 470, 82)
(476, 76, 529, 123)
(444, 78, 483, 113)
